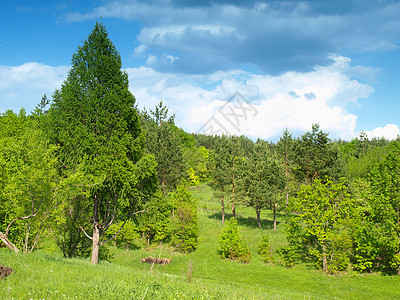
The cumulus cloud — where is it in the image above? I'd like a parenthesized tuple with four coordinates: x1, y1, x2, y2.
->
(0, 62, 69, 113)
(365, 124, 400, 140)
(126, 56, 373, 140)
(59, 0, 400, 74)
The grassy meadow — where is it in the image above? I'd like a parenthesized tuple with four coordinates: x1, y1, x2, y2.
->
(1, 184, 399, 299)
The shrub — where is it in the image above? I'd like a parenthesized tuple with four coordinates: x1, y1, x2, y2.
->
(258, 235, 272, 263)
(170, 185, 199, 253)
(219, 218, 250, 263)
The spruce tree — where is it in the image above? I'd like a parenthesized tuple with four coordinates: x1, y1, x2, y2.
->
(47, 22, 157, 264)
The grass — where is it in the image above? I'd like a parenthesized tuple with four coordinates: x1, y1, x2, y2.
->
(1, 184, 400, 299)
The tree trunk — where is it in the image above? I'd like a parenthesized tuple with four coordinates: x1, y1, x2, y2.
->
(90, 224, 100, 264)
(273, 203, 277, 231)
(221, 195, 225, 223)
(232, 204, 236, 217)
(322, 244, 328, 273)
(232, 161, 235, 217)
(0, 232, 20, 253)
(256, 208, 261, 228)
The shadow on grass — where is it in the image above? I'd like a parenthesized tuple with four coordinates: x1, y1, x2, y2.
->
(207, 212, 282, 230)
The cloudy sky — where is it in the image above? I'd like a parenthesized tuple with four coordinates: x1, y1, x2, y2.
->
(1, 0, 400, 141)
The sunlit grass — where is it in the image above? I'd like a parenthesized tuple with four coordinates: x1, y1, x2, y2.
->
(1, 184, 400, 299)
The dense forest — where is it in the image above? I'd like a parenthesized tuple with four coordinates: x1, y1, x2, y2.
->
(1, 22, 400, 278)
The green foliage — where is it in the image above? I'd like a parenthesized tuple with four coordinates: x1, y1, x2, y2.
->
(287, 178, 354, 273)
(277, 245, 299, 268)
(293, 124, 341, 184)
(237, 141, 286, 228)
(107, 220, 140, 249)
(45, 22, 155, 262)
(0, 110, 59, 252)
(170, 185, 199, 253)
(258, 235, 272, 263)
(141, 101, 187, 194)
(136, 192, 172, 245)
(219, 218, 250, 263)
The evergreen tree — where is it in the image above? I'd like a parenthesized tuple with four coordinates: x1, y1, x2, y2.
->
(46, 22, 157, 264)
(237, 141, 285, 229)
(141, 101, 187, 195)
(293, 124, 338, 184)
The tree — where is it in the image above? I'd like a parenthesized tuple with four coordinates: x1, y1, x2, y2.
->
(170, 184, 199, 253)
(287, 178, 354, 273)
(219, 218, 250, 263)
(293, 124, 339, 184)
(277, 129, 296, 207)
(46, 22, 157, 264)
(0, 110, 59, 253)
(208, 135, 231, 223)
(237, 141, 285, 229)
(141, 101, 187, 195)
(363, 142, 400, 274)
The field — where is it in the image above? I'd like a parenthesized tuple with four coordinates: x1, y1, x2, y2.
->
(1, 184, 399, 299)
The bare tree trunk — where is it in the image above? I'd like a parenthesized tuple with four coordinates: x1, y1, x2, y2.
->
(221, 186, 225, 223)
(0, 232, 20, 253)
(273, 203, 277, 231)
(322, 244, 328, 273)
(221, 195, 225, 223)
(90, 224, 100, 264)
(256, 208, 261, 228)
(232, 160, 236, 217)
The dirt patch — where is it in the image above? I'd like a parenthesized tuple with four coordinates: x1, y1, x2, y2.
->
(140, 256, 171, 265)
(0, 265, 13, 279)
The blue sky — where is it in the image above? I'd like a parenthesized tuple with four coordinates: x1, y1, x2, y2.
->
(1, 0, 400, 141)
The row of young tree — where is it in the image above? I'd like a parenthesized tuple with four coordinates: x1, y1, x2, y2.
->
(201, 126, 400, 275)
(0, 22, 199, 263)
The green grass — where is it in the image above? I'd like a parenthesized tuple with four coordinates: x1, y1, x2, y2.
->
(1, 184, 400, 299)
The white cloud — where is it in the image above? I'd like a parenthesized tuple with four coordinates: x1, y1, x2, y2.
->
(0, 57, 377, 141)
(127, 56, 373, 140)
(365, 124, 400, 140)
(0, 62, 69, 113)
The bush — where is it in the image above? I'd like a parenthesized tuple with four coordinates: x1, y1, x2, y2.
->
(219, 218, 250, 263)
(258, 235, 272, 263)
(170, 185, 199, 253)
(278, 245, 299, 268)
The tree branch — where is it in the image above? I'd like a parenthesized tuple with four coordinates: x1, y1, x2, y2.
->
(99, 209, 146, 246)
(79, 225, 93, 240)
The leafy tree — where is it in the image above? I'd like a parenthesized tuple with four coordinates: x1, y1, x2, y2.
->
(170, 185, 199, 253)
(219, 218, 250, 263)
(46, 22, 157, 264)
(287, 178, 354, 273)
(360, 142, 400, 274)
(136, 192, 172, 247)
(0, 110, 59, 253)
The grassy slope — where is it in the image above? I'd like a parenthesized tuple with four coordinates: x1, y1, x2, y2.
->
(1, 184, 400, 299)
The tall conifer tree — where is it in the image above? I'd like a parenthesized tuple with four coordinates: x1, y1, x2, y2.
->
(47, 22, 157, 264)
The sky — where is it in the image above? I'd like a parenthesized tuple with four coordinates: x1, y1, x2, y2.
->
(1, 0, 400, 141)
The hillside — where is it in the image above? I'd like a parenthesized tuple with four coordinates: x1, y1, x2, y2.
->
(1, 184, 399, 299)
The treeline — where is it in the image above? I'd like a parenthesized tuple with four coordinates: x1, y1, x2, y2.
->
(195, 126, 400, 275)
